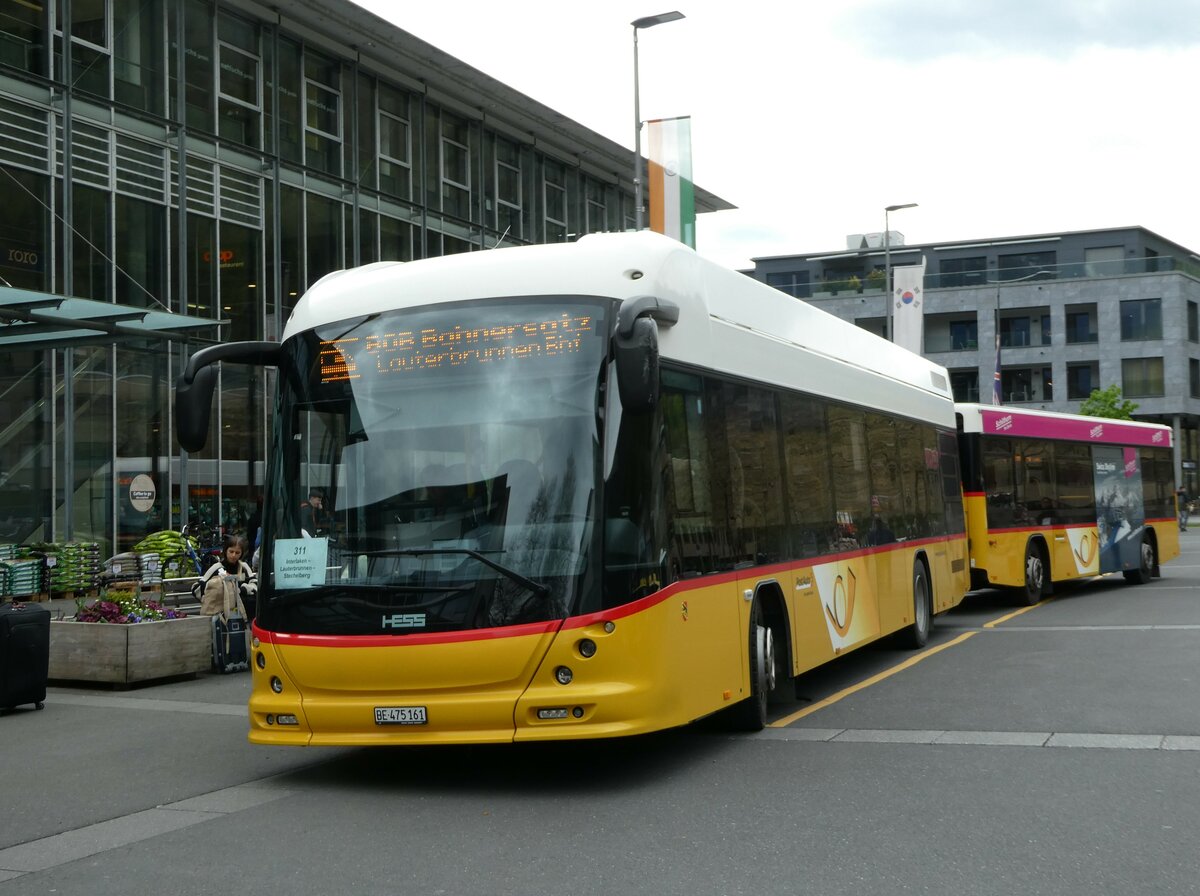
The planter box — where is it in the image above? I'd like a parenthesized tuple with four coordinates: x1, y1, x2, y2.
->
(49, 615, 213, 685)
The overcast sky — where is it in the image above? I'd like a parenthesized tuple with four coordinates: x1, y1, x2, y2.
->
(352, 0, 1200, 270)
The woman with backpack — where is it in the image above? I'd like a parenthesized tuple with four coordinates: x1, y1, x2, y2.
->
(195, 534, 258, 619)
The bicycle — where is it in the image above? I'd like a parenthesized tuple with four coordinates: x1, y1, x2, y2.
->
(181, 522, 222, 574)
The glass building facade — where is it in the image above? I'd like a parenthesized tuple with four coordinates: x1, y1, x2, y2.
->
(0, 0, 660, 557)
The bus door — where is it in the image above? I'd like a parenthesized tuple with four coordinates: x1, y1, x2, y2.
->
(1094, 446, 1146, 573)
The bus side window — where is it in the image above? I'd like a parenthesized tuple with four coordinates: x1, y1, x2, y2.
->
(780, 394, 834, 560)
(662, 375, 717, 577)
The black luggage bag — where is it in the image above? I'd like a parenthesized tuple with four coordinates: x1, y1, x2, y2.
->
(206, 574, 249, 674)
(211, 575, 249, 673)
(212, 612, 249, 673)
(0, 601, 51, 711)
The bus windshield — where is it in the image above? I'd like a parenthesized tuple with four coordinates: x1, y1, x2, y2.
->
(257, 298, 610, 636)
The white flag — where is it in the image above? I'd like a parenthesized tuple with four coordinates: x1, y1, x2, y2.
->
(892, 257, 927, 355)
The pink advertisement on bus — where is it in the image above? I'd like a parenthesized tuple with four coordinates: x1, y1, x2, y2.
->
(980, 410, 1169, 447)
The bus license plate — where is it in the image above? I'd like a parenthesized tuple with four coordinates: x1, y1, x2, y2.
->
(374, 706, 428, 726)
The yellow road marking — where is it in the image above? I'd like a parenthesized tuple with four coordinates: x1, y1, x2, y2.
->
(769, 632, 978, 727)
(983, 598, 1054, 628)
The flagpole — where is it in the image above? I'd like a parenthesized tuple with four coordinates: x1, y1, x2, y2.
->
(883, 203, 917, 341)
(631, 12, 685, 231)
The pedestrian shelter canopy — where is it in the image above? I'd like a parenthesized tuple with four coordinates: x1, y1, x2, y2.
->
(0, 286, 223, 349)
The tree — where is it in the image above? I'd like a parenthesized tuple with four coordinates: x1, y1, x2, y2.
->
(1079, 384, 1138, 419)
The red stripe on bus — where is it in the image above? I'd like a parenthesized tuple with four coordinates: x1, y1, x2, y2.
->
(253, 533, 965, 647)
(982, 519, 1174, 535)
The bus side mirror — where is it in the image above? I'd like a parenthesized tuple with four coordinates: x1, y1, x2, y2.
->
(614, 315, 660, 414)
(175, 340, 282, 452)
(175, 364, 218, 452)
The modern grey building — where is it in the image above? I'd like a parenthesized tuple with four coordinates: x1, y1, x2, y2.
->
(749, 227, 1200, 492)
(0, 0, 731, 557)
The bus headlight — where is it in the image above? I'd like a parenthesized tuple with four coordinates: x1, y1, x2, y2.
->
(554, 666, 573, 685)
(577, 638, 597, 658)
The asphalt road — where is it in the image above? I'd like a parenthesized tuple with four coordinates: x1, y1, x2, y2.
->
(3, 535, 1198, 895)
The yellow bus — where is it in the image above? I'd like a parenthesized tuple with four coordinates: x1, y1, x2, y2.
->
(176, 231, 970, 746)
(956, 403, 1179, 604)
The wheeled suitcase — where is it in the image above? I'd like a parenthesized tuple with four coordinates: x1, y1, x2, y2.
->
(211, 576, 249, 673)
(0, 601, 51, 711)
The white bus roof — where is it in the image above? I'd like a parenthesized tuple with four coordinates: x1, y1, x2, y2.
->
(286, 231, 956, 426)
(955, 402, 1173, 449)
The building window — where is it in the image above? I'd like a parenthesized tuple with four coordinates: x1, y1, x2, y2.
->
(584, 179, 607, 235)
(765, 271, 810, 298)
(949, 370, 979, 402)
(1120, 298, 1162, 341)
(1065, 304, 1098, 343)
(0, 0, 47, 75)
(58, 0, 111, 100)
(0, 166, 50, 292)
(304, 51, 341, 175)
(440, 112, 471, 220)
(999, 315, 1031, 347)
(1067, 362, 1098, 400)
(1001, 366, 1052, 402)
(169, 0, 214, 133)
(217, 12, 261, 150)
(268, 37, 302, 164)
(937, 256, 987, 288)
(998, 250, 1056, 281)
(543, 160, 567, 242)
(1083, 246, 1124, 277)
(949, 319, 978, 350)
(1189, 301, 1198, 343)
(1122, 357, 1164, 397)
(1192, 359, 1200, 399)
(854, 318, 885, 338)
(114, 0, 165, 114)
(494, 138, 522, 238)
(378, 83, 412, 200)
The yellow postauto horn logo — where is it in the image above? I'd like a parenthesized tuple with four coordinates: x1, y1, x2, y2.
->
(1067, 528, 1100, 574)
(825, 569, 857, 638)
(1073, 532, 1096, 567)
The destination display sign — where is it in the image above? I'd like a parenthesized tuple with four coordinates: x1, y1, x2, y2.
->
(318, 312, 600, 383)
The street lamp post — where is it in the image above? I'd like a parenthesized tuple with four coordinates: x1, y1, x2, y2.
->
(632, 11, 684, 231)
(883, 202, 918, 341)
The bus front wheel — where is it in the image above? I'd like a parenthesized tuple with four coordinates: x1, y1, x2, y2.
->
(729, 611, 775, 732)
(1018, 541, 1046, 606)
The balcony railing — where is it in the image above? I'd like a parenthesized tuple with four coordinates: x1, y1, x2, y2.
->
(798, 255, 1200, 299)
(928, 255, 1199, 289)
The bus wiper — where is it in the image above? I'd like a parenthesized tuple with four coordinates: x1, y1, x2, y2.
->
(361, 548, 552, 600)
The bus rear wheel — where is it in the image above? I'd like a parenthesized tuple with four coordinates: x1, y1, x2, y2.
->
(1018, 541, 1046, 606)
(896, 558, 932, 649)
(1123, 538, 1154, 584)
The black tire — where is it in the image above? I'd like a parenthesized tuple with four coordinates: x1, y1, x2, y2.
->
(897, 558, 932, 649)
(1017, 540, 1046, 606)
(728, 609, 774, 732)
(1122, 537, 1154, 584)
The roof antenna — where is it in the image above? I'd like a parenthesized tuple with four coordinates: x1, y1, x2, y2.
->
(489, 226, 510, 249)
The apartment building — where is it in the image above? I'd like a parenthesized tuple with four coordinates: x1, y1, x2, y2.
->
(750, 227, 1200, 491)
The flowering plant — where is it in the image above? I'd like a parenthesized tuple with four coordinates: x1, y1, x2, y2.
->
(74, 589, 188, 623)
